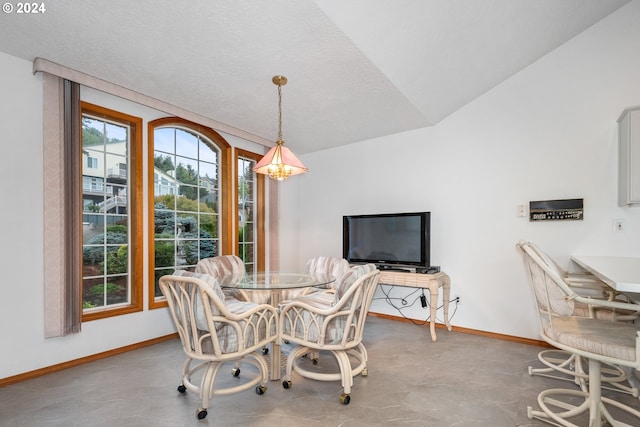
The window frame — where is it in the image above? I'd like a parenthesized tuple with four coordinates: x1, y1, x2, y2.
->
(148, 117, 232, 309)
(235, 148, 265, 273)
(80, 101, 143, 321)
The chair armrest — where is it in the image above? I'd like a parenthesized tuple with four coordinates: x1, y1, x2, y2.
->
(564, 275, 629, 302)
(279, 295, 355, 346)
(220, 300, 278, 321)
(574, 294, 640, 313)
(566, 277, 607, 288)
(204, 301, 278, 355)
(565, 272, 602, 280)
(279, 296, 338, 317)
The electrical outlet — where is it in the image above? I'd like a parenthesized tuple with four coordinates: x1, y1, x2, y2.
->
(613, 219, 625, 233)
(454, 296, 461, 305)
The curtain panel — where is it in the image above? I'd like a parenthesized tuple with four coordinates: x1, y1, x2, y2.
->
(42, 74, 82, 337)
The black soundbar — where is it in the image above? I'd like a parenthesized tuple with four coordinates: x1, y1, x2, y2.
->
(376, 265, 441, 274)
(378, 266, 413, 272)
(416, 266, 440, 274)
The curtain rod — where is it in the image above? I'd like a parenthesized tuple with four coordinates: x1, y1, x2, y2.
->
(33, 57, 272, 148)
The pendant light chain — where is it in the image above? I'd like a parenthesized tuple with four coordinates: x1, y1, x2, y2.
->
(277, 83, 283, 142)
(252, 75, 308, 180)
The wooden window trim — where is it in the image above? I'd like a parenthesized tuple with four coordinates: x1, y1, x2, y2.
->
(81, 102, 143, 321)
(235, 148, 265, 272)
(148, 117, 232, 309)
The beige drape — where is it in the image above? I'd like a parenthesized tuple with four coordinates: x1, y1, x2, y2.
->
(42, 74, 82, 337)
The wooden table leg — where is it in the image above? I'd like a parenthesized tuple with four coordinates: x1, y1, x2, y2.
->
(428, 280, 438, 341)
(442, 275, 452, 332)
(428, 274, 453, 341)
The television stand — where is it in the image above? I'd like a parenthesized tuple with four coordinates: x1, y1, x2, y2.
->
(377, 270, 452, 342)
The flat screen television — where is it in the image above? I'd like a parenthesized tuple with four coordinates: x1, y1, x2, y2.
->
(343, 211, 430, 269)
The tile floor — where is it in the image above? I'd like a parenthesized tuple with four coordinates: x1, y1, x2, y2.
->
(0, 316, 638, 426)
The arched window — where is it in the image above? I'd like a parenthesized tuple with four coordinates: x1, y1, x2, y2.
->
(148, 118, 232, 308)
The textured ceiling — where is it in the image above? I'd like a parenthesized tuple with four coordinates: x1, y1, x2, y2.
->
(0, 0, 630, 153)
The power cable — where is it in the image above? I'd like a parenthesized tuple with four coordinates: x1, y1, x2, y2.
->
(373, 284, 459, 326)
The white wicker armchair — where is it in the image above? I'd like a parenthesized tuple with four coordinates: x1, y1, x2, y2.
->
(279, 264, 380, 404)
(521, 241, 639, 398)
(517, 241, 640, 426)
(159, 271, 278, 420)
(305, 256, 351, 289)
(527, 242, 635, 320)
(281, 256, 350, 307)
(195, 255, 270, 304)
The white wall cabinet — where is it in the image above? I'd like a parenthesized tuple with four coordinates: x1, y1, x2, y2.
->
(618, 106, 640, 206)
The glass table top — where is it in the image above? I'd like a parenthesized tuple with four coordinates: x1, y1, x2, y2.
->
(225, 272, 336, 290)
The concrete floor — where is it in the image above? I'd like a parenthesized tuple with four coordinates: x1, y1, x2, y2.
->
(1, 316, 638, 426)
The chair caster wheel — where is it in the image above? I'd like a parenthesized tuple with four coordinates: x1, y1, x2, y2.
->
(177, 384, 186, 393)
(282, 380, 292, 389)
(340, 393, 351, 405)
(231, 367, 241, 377)
(312, 358, 319, 365)
(256, 385, 267, 395)
(197, 408, 207, 419)
(262, 347, 269, 355)
(361, 367, 368, 377)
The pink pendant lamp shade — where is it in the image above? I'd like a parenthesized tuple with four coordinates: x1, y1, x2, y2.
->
(253, 140, 308, 181)
(253, 75, 308, 181)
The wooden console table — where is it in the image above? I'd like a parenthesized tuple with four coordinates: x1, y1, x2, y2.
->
(377, 271, 452, 342)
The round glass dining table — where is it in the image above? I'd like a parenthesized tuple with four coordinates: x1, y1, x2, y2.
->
(220, 272, 336, 381)
(235, 272, 335, 294)
(219, 271, 336, 306)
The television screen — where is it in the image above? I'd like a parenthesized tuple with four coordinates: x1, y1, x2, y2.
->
(343, 212, 430, 268)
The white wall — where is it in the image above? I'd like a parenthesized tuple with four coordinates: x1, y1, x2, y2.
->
(280, 2, 640, 339)
(0, 52, 267, 379)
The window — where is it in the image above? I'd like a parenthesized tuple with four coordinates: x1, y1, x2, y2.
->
(148, 118, 232, 308)
(87, 156, 98, 169)
(83, 176, 104, 192)
(236, 149, 265, 273)
(81, 102, 143, 320)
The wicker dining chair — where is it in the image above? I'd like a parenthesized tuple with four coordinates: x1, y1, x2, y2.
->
(521, 241, 639, 398)
(517, 241, 640, 426)
(279, 264, 380, 404)
(195, 254, 271, 304)
(281, 256, 350, 301)
(159, 270, 278, 420)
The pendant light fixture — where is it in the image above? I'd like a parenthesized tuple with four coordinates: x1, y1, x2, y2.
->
(253, 75, 308, 181)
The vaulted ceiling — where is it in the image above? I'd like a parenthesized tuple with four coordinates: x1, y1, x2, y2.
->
(0, 0, 630, 153)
